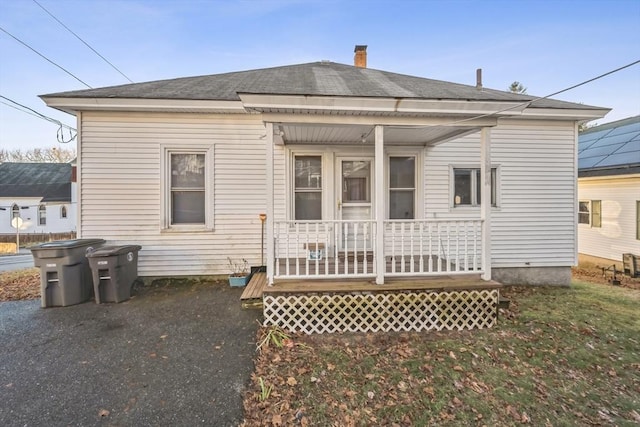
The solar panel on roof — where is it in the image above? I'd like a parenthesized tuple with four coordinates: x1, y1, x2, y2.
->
(580, 142, 627, 158)
(587, 132, 639, 148)
(605, 121, 640, 136)
(578, 156, 608, 168)
(595, 152, 640, 168)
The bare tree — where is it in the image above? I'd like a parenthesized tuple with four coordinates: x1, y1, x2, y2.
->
(508, 81, 527, 94)
(0, 147, 76, 163)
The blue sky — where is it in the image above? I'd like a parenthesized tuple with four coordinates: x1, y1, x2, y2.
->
(1, 0, 639, 150)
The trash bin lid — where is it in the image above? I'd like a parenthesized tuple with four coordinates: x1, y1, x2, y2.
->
(86, 245, 142, 258)
(31, 238, 106, 251)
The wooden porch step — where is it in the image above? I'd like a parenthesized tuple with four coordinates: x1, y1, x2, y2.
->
(240, 272, 267, 309)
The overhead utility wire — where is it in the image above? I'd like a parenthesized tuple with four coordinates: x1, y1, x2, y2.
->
(0, 96, 76, 131)
(32, 0, 134, 83)
(392, 58, 640, 130)
(0, 26, 92, 89)
(0, 95, 77, 143)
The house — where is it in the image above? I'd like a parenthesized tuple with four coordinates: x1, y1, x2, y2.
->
(41, 46, 609, 287)
(577, 116, 640, 269)
(0, 162, 76, 236)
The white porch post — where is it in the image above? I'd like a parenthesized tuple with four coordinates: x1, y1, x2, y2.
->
(480, 127, 492, 281)
(265, 122, 275, 285)
(375, 125, 385, 285)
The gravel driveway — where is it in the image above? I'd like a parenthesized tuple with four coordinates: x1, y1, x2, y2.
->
(0, 279, 261, 426)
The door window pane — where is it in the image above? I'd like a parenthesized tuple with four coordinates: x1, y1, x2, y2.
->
(342, 161, 370, 203)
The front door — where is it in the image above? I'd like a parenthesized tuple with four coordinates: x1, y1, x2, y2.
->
(336, 158, 374, 251)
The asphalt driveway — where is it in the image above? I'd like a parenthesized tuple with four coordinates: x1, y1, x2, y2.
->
(0, 279, 261, 426)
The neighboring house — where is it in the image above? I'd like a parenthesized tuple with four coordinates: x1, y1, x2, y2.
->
(0, 162, 77, 235)
(41, 46, 609, 285)
(577, 116, 640, 268)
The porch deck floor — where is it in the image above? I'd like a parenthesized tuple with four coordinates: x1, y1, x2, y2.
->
(240, 272, 501, 305)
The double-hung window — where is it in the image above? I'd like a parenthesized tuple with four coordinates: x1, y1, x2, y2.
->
(166, 150, 209, 228)
(38, 205, 46, 226)
(579, 200, 601, 227)
(294, 156, 322, 220)
(389, 156, 415, 219)
(453, 168, 497, 207)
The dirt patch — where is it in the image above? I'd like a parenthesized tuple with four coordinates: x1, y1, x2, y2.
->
(572, 262, 640, 290)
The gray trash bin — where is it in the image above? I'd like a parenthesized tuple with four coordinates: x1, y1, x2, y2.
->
(31, 238, 106, 308)
(87, 245, 142, 304)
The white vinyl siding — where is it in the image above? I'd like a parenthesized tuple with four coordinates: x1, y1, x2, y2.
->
(425, 119, 578, 267)
(79, 111, 267, 276)
(578, 175, 640, 263)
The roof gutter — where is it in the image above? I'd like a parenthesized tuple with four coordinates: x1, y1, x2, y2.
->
(39, 96, 247, 114)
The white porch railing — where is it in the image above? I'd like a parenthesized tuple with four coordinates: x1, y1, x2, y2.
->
(273, 219, 483, 279)
(274, 220, 377, 279)
(384, 220, 483, 276)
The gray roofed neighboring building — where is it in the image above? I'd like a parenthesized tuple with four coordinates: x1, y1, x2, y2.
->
(578, 115, 640, 177)
(0, 162, 71, 202)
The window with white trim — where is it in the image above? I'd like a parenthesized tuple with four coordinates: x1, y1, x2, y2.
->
(38, 204, 46, 225)
(168, 151, 207, 226)
(578, 200, 601, 227)
(453, 168, 497, 207)
(389, 156, 415, 219)
(294, 156, 322, 220)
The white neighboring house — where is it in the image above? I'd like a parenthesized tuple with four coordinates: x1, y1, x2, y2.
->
(41, 46, 610, 285)
(578, 116, 640, 267)
(0, 162, 77, 235)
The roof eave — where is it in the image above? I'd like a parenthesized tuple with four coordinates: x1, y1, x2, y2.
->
(521, 107, 610, 121)
(40, 96, 247, 114)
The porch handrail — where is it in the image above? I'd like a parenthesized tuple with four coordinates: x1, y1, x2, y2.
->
(274, 220, 377, 279)
(384, 219, 484, 276)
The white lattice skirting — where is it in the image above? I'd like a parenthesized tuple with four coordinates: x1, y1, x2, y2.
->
(263, 289, 499, 334)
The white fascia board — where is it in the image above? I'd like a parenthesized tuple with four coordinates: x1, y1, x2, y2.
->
(238, 94, 527, 116)
(520, 107, 610, 120)
(261, 113, 498, 127)
(578, 173, 640, 182)
(40, 97, 246, 114)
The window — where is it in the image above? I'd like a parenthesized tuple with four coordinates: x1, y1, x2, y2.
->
(591, 200, 601, 228)
(170, 153, 206, 225)
(578, 201, 590, 225)
(389, 156, 415, 219)
(578, 200, 601, 227)
(60, 205, 67, 219)
(294, 156, 322, 220)
(453, 168, 496, 207)
(38, 205, 46, 225)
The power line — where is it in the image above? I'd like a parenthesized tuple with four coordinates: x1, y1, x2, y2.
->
(0, 95, 76, 131)
(393, 58, 640, 130)
(32, 0, 134, 84)
(0, 95, 77, 143)
(0, 25, 92, 89)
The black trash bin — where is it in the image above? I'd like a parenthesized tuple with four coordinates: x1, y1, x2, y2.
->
(87, 245, 142, 304)
(31, 238, 106, 308)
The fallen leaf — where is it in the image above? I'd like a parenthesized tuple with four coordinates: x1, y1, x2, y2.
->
(453, 365, 464, 372)
(522, 411, 531, 423)
(327, 363, 335, 371)
(149, 353, 157, 358)
(286, 377, 298, 386)
(310, 376, 319, 383)
(367, 391, 375, 399)
(5, 383, 13, 388)
(160, 335, 168, 339)
(398, 381, 407, 392)
(98, 409, 110, 417)
(449, 351, 457, 360)
(271, 413, 282, 426)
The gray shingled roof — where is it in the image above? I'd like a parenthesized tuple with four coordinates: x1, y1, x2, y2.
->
(42, 61, 602, 111)
(578, 115, 640, 177)
(0, 163, 71, 202)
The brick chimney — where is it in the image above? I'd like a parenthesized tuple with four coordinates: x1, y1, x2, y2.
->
(354, 45, 367, 68)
